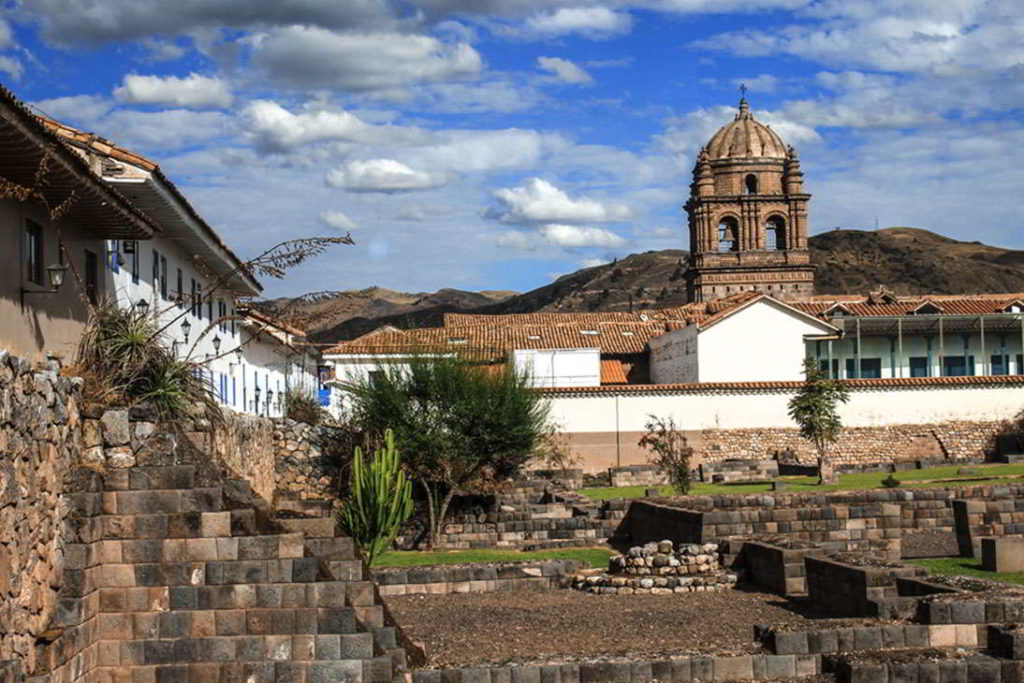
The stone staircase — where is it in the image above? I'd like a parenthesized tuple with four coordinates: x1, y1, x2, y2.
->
(32, 464, 409, 682)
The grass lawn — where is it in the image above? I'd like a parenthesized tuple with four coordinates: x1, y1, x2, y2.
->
(580, 463, 1024, 501)
(909, 557, 1024, 586)
(373, 547, 615, 569)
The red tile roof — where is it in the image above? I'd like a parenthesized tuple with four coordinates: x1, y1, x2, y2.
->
(35, 113, 261, 294)
(600, 359, 628, 385)
(795, 293, 1024, 318)
(325, 321, 672, 358)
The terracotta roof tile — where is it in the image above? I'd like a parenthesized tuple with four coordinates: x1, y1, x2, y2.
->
(600, 359, 628, 385)
(793, 293, 1024, 318)
(325, 321, 671, 357)
(34, 113, 261, 294)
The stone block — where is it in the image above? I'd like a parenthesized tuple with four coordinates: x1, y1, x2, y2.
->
(983, 537, 1024, 572)
(713, 655, 753, 681)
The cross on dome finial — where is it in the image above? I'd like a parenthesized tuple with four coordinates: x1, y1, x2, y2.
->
(737, 83, 750, 117)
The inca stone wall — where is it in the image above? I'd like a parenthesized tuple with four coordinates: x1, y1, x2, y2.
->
(214, 416, 344, 504)
(0, 352, 82, 673)
(698, 420, 1001, 466)
(273, 419, 345, 501)
(212, 413, 276, 501)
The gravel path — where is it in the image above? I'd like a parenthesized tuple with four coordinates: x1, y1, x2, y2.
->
(389, 587, 850, 668)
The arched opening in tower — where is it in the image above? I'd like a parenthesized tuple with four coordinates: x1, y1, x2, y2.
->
(765, 216, 786, 250)
(717, 217, 740, 253)
(744, 174, 758, 195)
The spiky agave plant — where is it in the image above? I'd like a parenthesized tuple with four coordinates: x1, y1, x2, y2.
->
(338, 430, 413, 566)
(75, 301, 219, 423)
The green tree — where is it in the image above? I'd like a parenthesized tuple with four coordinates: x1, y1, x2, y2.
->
(338, 430, 413, 565)
(638, 415, 693, 494)
(788, 357, 850, 484)
(345, 354, 551, 548)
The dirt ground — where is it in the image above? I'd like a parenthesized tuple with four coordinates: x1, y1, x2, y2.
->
(389, 586, 857, 668)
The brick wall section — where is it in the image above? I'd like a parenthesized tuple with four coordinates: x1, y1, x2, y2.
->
(0, 352, 82, 675)
(699, 420, 1002, 466)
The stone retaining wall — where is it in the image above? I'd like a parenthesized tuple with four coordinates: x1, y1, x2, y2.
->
(952, 498, 1024, 558)
(699, 459, 778, 483)
(609, 464, 667, 488)
(623, 485, 1024, 558)
(698, 420, 1001, 466)
(410, 652, 822, 682)
(805, 556, 926, 617)
(0, 353, 82, 674)
(373, 560, 586, 596)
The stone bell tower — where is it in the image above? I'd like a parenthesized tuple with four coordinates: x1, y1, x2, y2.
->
(683, 97, 814, 303)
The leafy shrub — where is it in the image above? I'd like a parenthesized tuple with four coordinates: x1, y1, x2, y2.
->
(73, 301, 219, 423)
(638, 415, 693, 495)
(881, 473, 901, 488)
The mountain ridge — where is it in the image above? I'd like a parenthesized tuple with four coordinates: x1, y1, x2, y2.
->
(258, 228, 1024, 344)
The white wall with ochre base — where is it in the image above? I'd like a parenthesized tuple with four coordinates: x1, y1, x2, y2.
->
(545, 382, 1024, 435)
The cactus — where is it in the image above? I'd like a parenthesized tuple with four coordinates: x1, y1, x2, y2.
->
(338, 429, 414, 566)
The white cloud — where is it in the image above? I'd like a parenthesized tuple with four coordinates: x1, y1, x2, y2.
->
(23, 0, 397, 44)
(409, 128, 566, 174)
(579, 257, 609, 268)
(114, 72, 233, 108)
(139, 38, 188, 61)
(32, 95, 115, 122)
(325, 158, 447, 192)
(0, 18, 14, 49)
(0, 55, 23, 80)
(730, 74, 780, 93)
(320, 209, 358, 231)
(249, 27, 482, 92)
(523, 7, 632, 38)
(690, 1, 1024, 75)
(406, 79, 545, 114)
(242, 100, 425, 153)
(495, 230, 534, 250)
(537, 56, 593, 84)
(539, 223, 625, 247)
(488, 178, 630, 224)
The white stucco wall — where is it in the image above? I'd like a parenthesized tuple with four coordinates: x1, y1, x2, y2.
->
(513, 348, 600, 387)
(696, 299, 836, 383)
(545, 383, 1024, 435)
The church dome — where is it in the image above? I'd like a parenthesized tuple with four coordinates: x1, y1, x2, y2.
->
(705, 99, 787, 160)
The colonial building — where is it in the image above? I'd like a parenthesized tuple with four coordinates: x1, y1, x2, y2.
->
(684, 97, 814, 303)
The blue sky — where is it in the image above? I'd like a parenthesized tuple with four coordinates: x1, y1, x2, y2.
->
(2, 1, 1022, 297)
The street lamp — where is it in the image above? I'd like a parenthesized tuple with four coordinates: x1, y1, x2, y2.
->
(46, 263, 68, 289)
(135, 298, 150, 316)
(234, 347, 243, 364)
(181, 319, 191, 344)
(212, 336, 222, 354)
(21, 263, 69, 307)
(254, 386, 261, 414)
